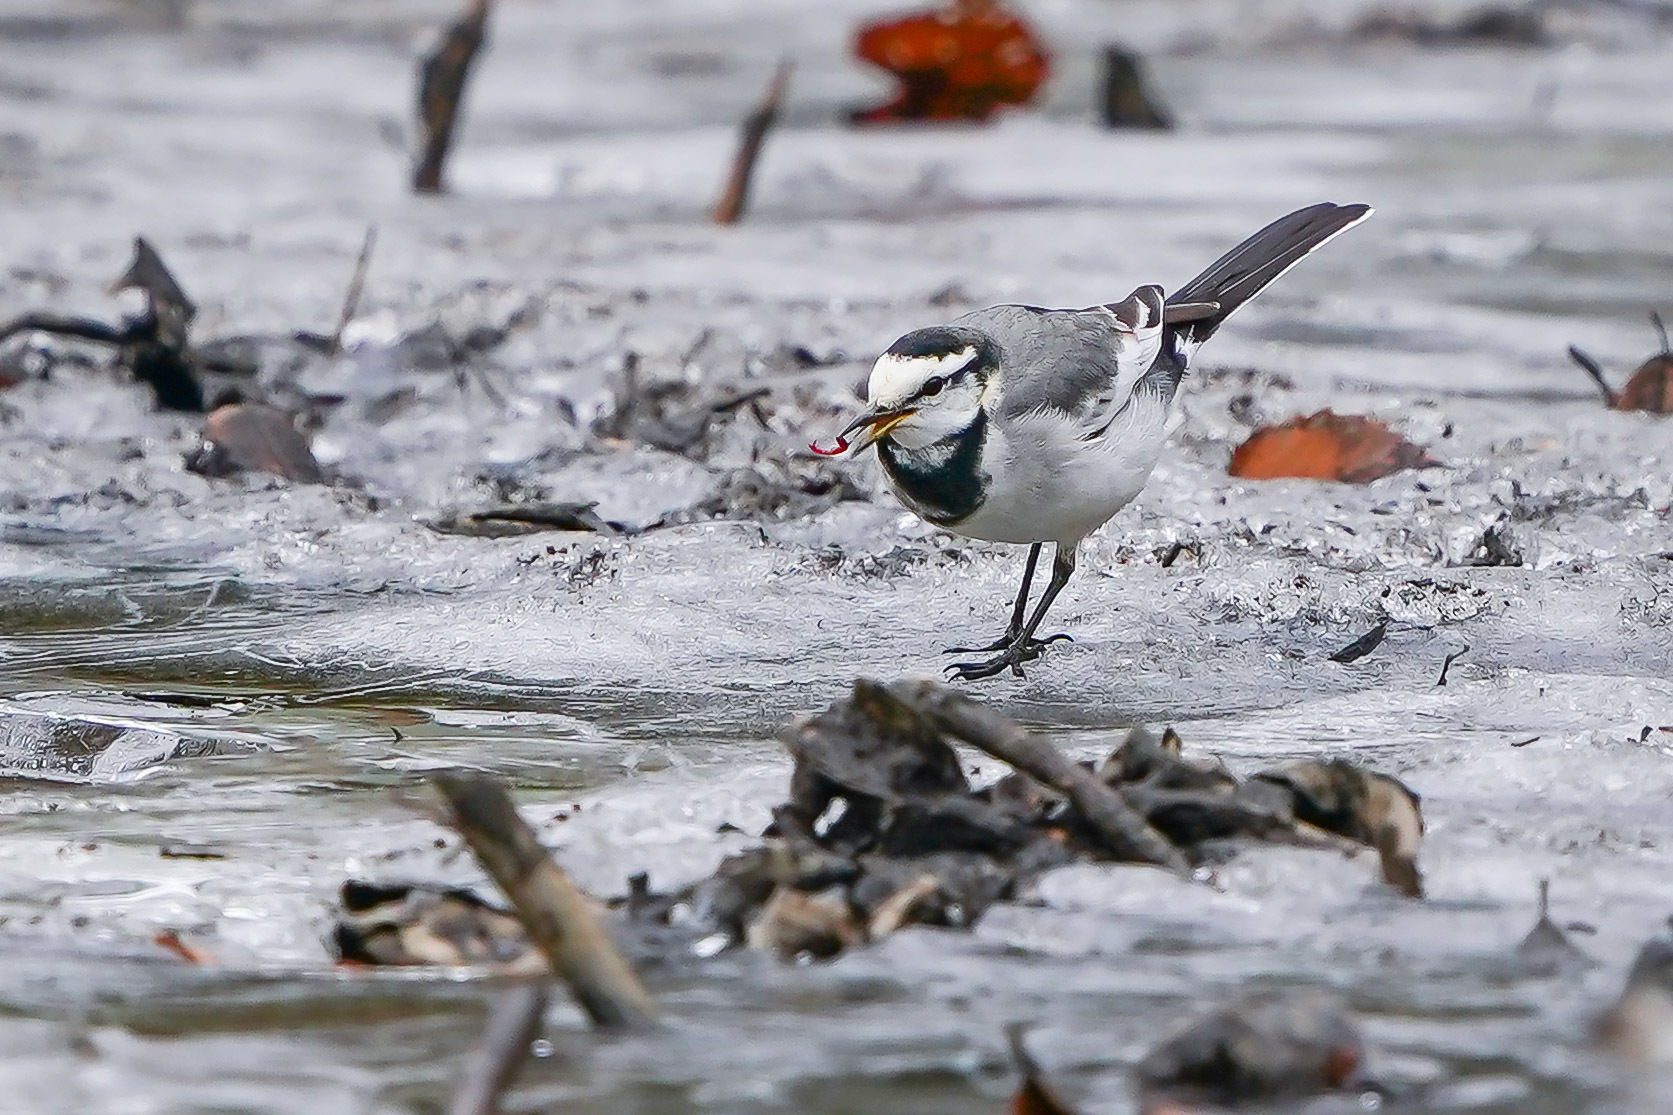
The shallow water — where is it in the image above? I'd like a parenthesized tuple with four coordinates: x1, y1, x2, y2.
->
(4, 0, 1673, 1112)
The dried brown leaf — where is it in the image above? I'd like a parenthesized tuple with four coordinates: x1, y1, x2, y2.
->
(1229, 410, 1436, 483)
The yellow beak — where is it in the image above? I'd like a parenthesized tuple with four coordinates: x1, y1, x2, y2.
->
(827, 407, 916, 454)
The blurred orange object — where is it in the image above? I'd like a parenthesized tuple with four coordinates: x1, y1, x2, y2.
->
(1229, 410, 1437, 483)
(154, 928, 215, 964)
(1567, 313, 1673, 414)
(851, 0, 1051, 124)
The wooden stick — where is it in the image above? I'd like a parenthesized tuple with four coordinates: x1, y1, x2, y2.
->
(433, 774, 658, 1029)
(326, 225, 378, 357)
(448, 983, 550, 1115)
(887, 681, 1188, 872)
(1567, 345, 1618, 407)
(414, 0, 493, 194)
(712, 60, 792, 225)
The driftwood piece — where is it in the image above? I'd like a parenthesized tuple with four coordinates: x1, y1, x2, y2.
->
(712, 60, 792, 225)
(426, 501, 622, 538)
(447, 983, 551, 1115)
(888, 680, 1188, 871)
(414, 0, 493, 194)
(433, 774, 658, 1029)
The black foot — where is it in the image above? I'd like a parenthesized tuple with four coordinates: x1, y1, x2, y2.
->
(943, 632, 1071, 655)
(944, 634, 1070, 682)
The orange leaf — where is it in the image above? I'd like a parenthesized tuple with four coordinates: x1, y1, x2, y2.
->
(1229, 410, 1436, 483)
(851, 0, 1050, 124)
(1568, 314, 1673, 414)
(1616, 355, 1673, 414)
(154, 928, 215, 964)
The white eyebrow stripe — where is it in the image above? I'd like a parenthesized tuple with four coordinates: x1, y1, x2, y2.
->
(868, 346, 979, 406)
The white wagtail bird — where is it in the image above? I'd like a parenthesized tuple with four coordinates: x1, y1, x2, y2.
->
(815, 202, 1373, 681)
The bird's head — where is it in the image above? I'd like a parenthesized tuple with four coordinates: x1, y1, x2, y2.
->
(817, 326, 997, 456)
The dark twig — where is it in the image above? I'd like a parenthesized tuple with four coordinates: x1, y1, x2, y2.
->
(1436, 644, 1469, 686)
(710, 386, 772, 413)
(712, 60, 792, 225)
(414, 0, 493, 194)
(327, 225, 378, 356)
(1567, 345, 1618, 407)
(887, 681, 1188, 871)
(0, 312, 130, 347)
(1653, 311, 1670, 355)
(447, 983, 551, 1115)
(1329, 622, 1387, 664)
(433, 774, 658, 1029)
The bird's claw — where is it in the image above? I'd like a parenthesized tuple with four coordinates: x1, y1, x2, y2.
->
(943, 632, 1071, 655)
(942, 634, 1017, 655)
(945, 635, 1066, 682)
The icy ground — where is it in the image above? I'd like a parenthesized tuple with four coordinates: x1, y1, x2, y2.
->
(3, 0, 1673, 1112)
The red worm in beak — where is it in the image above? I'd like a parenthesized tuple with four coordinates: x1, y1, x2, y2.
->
(809, 435, 849, 456)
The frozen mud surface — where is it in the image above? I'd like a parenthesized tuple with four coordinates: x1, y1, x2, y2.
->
(3, 1, 1673, 1112)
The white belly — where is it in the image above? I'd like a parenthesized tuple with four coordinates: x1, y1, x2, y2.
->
(911, 397, 1169, 546)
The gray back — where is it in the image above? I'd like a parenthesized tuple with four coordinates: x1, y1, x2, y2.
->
(954, 296, 1162, 429)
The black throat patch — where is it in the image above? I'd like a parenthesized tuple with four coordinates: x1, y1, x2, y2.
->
(876, 410, 988, 526)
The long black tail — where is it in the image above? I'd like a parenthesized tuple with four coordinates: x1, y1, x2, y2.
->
(1165, 201, 1372, 349)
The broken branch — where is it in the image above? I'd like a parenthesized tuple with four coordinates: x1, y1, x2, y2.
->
(712, 60, 792, 225)
(433, 773, 658, 1029)
(414, 0, 493, 194)
(447, 983, 551, 1115)
(887, 680, 1188, 871)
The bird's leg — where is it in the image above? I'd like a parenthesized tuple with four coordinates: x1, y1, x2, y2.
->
(948, 545, 1077, 681)
(944, 542, 1042, 654)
